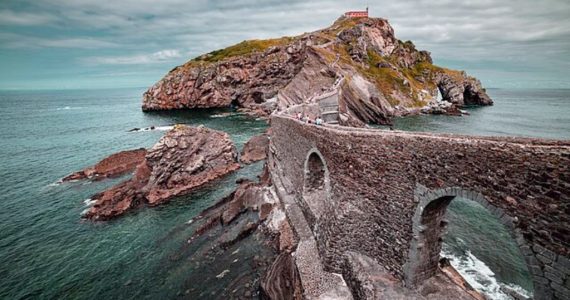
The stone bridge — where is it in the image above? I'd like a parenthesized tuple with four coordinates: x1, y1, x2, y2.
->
(268, 115, 570, 299)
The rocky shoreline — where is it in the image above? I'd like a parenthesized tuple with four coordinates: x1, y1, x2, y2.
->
(81, 125, 240, 220)
(61, 148, 146, 182)
(66, 119, 503, 299)
(141, 17, 492, 125)
(63, 14, 511, 300)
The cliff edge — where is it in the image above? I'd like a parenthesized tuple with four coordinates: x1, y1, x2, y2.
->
(142, 16, 492, 124)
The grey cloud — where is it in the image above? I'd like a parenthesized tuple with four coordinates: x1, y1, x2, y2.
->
(0, 9, 57, 26)
(0, 0, 568, 88)
(0, 33, 119, 49)
(84, 49, 182, 65)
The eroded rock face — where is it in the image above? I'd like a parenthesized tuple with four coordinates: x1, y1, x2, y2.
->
(436, 73, 493, 106)
(240, 133, 269, 164)
(143, 125, 240, 204)
(62, 148, 147, 182)
(142, 16, 493, 125)
(142, 42, 306, 112)
(84, 125, 240, 220)
(163, 169, 287, 299)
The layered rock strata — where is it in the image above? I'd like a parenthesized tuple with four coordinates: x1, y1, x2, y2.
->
(62, 148, 147, 182)
(84, 125, 240, 220)
(142, 17, 492, 125)
(240, 133, 269, 164)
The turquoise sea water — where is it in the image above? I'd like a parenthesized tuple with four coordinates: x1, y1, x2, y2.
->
(0, 88, 568, 299)
(393, 89, 570, 140)
(0, 88, 268, 299)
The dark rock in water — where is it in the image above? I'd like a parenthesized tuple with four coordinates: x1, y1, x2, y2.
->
(175, 177, 285, 299)
(235, 177, 252, 184)
(84, 125, 240, 220)
(62, 148, 147, 182)
(221, 181, 269, 225)
(240, 133, 269, 164)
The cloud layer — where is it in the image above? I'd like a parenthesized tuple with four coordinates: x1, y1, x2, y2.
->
(0, 0, 568, 89)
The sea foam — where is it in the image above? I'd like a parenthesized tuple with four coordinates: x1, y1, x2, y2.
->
(56, 106, 81, 111)
(441, 246, 532, 299)
(83, 198, 97, 206)
(129, 125, 174, 132)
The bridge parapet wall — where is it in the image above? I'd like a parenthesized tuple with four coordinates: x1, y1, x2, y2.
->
(269, 115, 570, 300)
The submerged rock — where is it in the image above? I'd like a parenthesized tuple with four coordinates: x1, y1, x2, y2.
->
(62, 148, 146, 182)
(84, 125, 240, 220)
(181, 164, 304, 300)
(240, 133, 269, 164)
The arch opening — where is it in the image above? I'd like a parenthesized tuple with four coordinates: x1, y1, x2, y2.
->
(406, 190, 534, 299)
(302, 151, 329, 220)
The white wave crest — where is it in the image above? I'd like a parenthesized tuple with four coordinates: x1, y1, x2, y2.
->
(441, 246, 532, 299)
(56, 106, 81, 111)
(129, 125, 174, 132)
(210, 113, 232, 118)
(83, 198, 97, 206)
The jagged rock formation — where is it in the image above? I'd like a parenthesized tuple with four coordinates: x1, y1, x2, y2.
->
(240, 133, 269, 164)
(170, 171, 290, 299)
(185, 168, 303, 300)
(142, 16, 492, 124)
(260, 252, 303, 300)
(84, 125, 240, 220)
(62, 148, 147, 182)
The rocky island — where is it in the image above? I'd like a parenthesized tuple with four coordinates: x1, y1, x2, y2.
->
(67, 14, 570, 300)
(142, 16, 492, 125)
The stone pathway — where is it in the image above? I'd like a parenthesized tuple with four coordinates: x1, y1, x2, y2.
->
(271, 162, 353, 299)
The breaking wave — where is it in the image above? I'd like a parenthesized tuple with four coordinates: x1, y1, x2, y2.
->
(83, 198, 97, 207)
(56, 106, 81, 111)
(441, 245, 532, 300)
(128, 125, 174, 132)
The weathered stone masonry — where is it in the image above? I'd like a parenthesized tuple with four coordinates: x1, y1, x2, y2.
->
(268, 115, 570, 300)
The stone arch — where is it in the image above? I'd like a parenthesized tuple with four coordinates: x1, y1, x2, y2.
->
(404, 186, 539, 297)
(302, 149, 331, 220)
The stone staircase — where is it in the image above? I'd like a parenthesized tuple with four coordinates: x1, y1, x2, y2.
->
(317, 91, 339, 124)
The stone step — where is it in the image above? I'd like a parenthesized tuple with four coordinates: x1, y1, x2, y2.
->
(320, 105, 338, 110)
(318, 97, 338, 106)
(321, 110, 339, 116)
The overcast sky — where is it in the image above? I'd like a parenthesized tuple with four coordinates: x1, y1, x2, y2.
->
(1, 0, 569, 90)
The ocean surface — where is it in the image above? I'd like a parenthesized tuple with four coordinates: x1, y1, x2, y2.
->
(0, 87, 568, 299)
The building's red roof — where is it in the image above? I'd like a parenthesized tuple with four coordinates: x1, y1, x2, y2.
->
(345, 10, 369, 17)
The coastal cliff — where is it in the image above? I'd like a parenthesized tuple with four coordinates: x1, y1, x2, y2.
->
(142, 17, 492, 124)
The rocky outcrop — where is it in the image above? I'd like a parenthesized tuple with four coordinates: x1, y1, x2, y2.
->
(142, 16, 493, 125)
(240, 133, 269, 164)
(84, 125, 240, 220)
(168, 167, 291, 299)
(435, 72, 493, 106)
(142, 39, 306, 112)
(185, 166, 304, 300)
(260, 252, 303, 300)
(62, 148, 146, 182)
